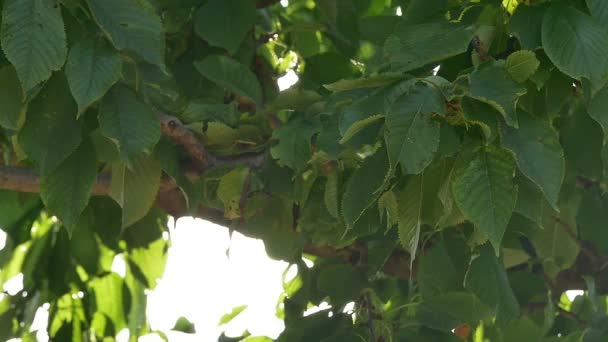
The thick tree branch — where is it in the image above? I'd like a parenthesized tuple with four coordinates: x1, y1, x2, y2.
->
(2, 165, 608, 295)
(157, 112, 210, 168)
(157, 111, 267, 171)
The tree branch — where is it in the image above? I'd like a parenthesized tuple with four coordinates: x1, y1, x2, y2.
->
(157, 112, 210, 169)
(2, 165, 608, 295)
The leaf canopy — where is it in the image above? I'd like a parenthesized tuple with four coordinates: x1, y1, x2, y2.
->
(0, 0, 606, 341)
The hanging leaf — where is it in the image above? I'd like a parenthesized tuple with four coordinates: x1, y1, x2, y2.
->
(195, 55, 263, 107)
(87, 0, 165, 66)
(396, 174, 423, 267)
(0, 0, 67, 91)
(469, 63, 527, 128)
(193, 0, 257, 54)
(542, 6, 608, 86)
(452, 145, 517, 254)
(18, 74, 81, 175)
(65, 36, 122, 114)
(0, 65, 25, 130)
(342, 148, 389, 228)
(464, 244, 520, 326)
(385, 22, 475, 72)
(40, 140, 97, 235)
(109, 155, 162, 228)
(500, 111, 564, 209)
(385, 83, 445, 174)
(98, 85, 161, 162)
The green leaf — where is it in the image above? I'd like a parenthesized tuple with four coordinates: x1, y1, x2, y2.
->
(0, 0, 67, 91)
(70, 208, 101, 275)
(385, 22, 475, 72)
(271, 116, 319, 171)
(417, 240, 463, 298)
(588, 85, 608, 138)
(217, 167, 249, 219)
(500, 111, 564, 208)
(218, 305, 247, 326)
(530, 204, 579, 277)
(577, 191, 608, 253)
(396, 174, 422, 267)
(324, 74, 402, 92)
(416, 292, 493, 332)
(452, 145, 517, 253)
(65, 36, 122, 114)
(341, 148, 389, 228)
(508, 5, 545, 50)
(89, 273, 128, 331)
(40, 140, 97, 234)
(468, 63, 527, 128)
(109, 155, 162, 228)
(87, 0, 165, 66)
(587, 0, 608, 29)
(542, 6, 608, 85)
(324, 172, 340, 219)
(195, 55, 263, 107)
(99, 84, 161, 162)
(340, 114, 383, 144)
(514, 175, 543, 226)
(18, 74, 81, 175)
(385, 83, 445, 174)
(0, 65, 25, 130)
(505, 50, 540, 83)
(464, 244, 520, 325)
(179, 100, 239, 127)
(317, 264, 366, 306)
(172, 317, 196, 333)
(193, 0, 256, 54)
(128, 237, 168, 289)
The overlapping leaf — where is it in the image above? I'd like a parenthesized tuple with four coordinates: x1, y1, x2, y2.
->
(452, 145, 517, 253)
(385, 83, 445, 174)
(87, 0, 165, 66)
(0, 0, 67, 91)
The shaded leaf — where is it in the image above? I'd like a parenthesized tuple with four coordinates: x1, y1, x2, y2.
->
(469, 63, 526, 127)
(66, 36, 122, 113)
(500, 111, 564, 208)
(109, 155, 162, 228)
(99, 85, 161, 162)
(193, 0, 256, 54)
(40, 140, 97, 234)
(0, 0, 67, 91)
(195, 55, 263, 107)
(87, 0, 165, 66)
(452, 145, 517, 253)
(385, 83, 444, 174)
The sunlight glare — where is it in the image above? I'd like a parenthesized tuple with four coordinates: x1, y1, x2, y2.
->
(278, 69, 299, 91)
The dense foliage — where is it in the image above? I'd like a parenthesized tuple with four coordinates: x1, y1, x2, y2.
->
(2, 0, 608, 340)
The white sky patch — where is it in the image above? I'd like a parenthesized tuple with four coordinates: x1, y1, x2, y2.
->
(31, 304, 50, 342)
(3, 273, 23, 295)
(278, 69, 299, 91)
(116, 328, 130, 342)
(280, 0, 289, 7)
(111, 255, 126, 278)
(0, 229, 6, 251)
(396, 6, 402, 16)
(147, 218, 288, 341)
(432, 65, 441, 76)
(303, 301, 332, 317)
(566, 290, 584, 302)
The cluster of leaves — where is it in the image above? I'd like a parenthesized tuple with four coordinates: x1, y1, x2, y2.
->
(1, 0, 608, 340)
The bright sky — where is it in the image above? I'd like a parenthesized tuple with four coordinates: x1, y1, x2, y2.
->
(145, 217, 289, 341)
